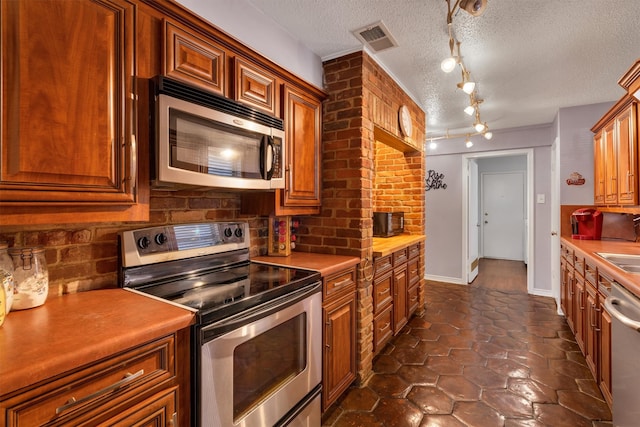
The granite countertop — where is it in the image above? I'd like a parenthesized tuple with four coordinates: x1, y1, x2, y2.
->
(0, 289, 195, 395)
(562, 237, 640, 298)
(252, 252, 360, 277)
(372, 234, 426, 257)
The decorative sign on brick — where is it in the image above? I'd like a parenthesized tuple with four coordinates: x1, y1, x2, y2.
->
(425, 169, 447, 191)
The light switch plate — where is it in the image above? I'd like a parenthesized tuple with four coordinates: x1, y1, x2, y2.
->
(537, 194, 545, 203)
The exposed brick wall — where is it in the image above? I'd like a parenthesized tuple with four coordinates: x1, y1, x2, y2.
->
(0, 189, 268, 296)
(316, 51, 426, 385)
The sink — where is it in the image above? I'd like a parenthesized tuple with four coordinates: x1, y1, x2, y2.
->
(596, 252, 640, 274)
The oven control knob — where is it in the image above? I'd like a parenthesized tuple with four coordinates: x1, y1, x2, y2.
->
(137, 236, 151, 249)
(234, 228, 243, 238)
(224, 228, 233, 238)
(155, 233, 168, 245)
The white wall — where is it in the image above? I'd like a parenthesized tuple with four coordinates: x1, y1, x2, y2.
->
(558, 102, 614, 204)
(175, 0, 324, 89)
(426, 124, 553, 292)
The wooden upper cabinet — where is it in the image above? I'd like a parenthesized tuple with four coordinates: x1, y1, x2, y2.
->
(594, 130, 606, 204)
(279, 85, 322, 213)
(616, 104, 637, 205)
(164, 20, 227, 96)
(0, 0, 146, 225)
(603, 122, 618, 205)
(234, 57, 278, 116)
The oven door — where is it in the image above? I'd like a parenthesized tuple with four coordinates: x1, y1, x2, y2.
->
(200, 283, 321, 427)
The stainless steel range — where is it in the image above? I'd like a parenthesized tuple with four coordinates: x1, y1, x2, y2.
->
(119, 222, 322, 427)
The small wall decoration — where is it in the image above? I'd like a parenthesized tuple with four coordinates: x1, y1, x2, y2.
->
(426, 169, 447, 191)
(566, 171, 585, 185)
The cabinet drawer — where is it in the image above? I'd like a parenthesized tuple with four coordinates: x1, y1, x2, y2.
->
(393, 248, 408, 267)
(408, 284, 419, 315)
(408, 243, 421, 260)
(3, 335, 175, 427)
(408, 258, 420, 286)
(374, 255, 392, 276)
(324, 267, 357, 300)
(562, 245, 574, 263)
(373, 272, 393, 313)
(373, 305, 393, 353)
(585, 260, 597, 287)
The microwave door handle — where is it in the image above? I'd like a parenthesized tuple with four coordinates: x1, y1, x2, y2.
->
(260, 135, 275, 180)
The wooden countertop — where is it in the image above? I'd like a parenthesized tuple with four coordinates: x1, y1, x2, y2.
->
(372, 234, 426, 257)
(252, 252, 360, 277)
(0, 289, 195, 395)
(562, 237, 640, 298)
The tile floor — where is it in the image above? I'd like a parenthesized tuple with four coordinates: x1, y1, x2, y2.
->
(321, 261, 612, 427)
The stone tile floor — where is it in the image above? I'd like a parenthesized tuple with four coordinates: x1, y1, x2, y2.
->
(321, 281, 612, 427)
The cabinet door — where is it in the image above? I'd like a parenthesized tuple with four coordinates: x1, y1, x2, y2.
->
(616, 104, 637, 205)
(566, 265, 575, 332)
(278, 85, 322, 214)
(1, 0, 143, 224)
(599, 301, 613, 408)
(573, 274, 586, 352)
(322, 294, 356, 411)
(594, 131, 606, 205)
(584, 285, 598, 377)
(393, 265, 408, 334)
(234, 57, 278, 116)
(604, 122, 618, 204)
(560, 257, 568, 316)
(164, 20, 226, 95)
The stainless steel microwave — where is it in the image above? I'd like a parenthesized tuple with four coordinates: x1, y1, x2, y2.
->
(373, 212, 405, 237)
(151, 76, 285, 190)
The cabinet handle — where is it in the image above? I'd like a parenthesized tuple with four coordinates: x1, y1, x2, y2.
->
(326, 319, 332, 351)
(55, 369, 144, 414)
(170, 412, 178, 426)
(332, 278, 352, 289)
(380, 322, 390, 332)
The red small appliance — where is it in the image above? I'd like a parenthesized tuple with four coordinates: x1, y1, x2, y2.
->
(571, 208, 603, 240)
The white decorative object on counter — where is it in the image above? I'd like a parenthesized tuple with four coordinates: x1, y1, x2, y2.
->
(8, 246, 48, 310)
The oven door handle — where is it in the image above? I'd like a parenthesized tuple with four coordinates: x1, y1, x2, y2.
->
(201, 281, 321, 343)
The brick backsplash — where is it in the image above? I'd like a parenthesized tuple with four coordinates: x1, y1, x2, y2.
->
(0, 189, 268, 297)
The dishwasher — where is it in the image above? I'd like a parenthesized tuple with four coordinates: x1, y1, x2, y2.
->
(604, 282, 640, 427)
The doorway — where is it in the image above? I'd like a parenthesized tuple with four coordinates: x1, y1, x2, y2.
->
(463, 149, 534, 293)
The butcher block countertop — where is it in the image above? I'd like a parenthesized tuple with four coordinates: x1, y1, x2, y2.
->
(372, 234, 426, 258)
(252, 252, 360, 277)
(562, 237, 640, 298)
(0, 289, 195, 395)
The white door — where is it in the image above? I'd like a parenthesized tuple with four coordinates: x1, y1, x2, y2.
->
(482, 172, 525, 260)
(468, 160, 479, 282)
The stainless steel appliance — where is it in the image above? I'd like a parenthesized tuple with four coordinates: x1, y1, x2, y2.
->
(373, 211, 404, 237)
(119, 222, 321, 427)
(151, 76, 285, 191)
(604, 282, 640, 427)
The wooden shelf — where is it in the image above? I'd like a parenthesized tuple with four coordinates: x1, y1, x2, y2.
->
(374, 125, 421, 153)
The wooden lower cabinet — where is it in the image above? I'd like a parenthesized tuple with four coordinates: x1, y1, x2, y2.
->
(322, 267, 357, 411)
(560, 241, 613, 409)
(373, 243, 422, 355)
(1, 334, 183, 427)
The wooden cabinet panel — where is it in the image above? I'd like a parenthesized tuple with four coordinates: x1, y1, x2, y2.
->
(1, 0, 146, 224)
(573, 272, 586, 352)
(584, 282, 598, 377)
(322, 292, 357, 411)
(280, 85, 322, 211)
(408, 283, 419, 316)
(566, 264, 575, 332)
(164, 20, 226, 95)
(373, 271, 393, 313)
(616, 104, 637, 204)
(373, 305, 393, 353)
(95, 388, 177, 427)
(323, 267, 357, 300)
(594, 131, 606, 204)
(234, 57, 277, 116)
(2, 335, 175, 426)
(393, 248, 408, 267)
(393, 264, 408, 334)
(599, 298, 613, 408)
(603, 122, 618, 204)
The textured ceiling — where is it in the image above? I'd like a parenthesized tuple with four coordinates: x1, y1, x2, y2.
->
(246, 0, 640, 137)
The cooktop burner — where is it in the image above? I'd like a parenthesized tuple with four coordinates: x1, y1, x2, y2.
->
(119, 222, 321, 324)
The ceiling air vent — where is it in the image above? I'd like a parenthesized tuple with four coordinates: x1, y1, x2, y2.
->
(352, 21, 398, 53)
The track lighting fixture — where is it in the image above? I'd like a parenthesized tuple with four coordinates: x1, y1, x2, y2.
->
(465, 136, 473, 148)
(439, 0, 491, 143)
